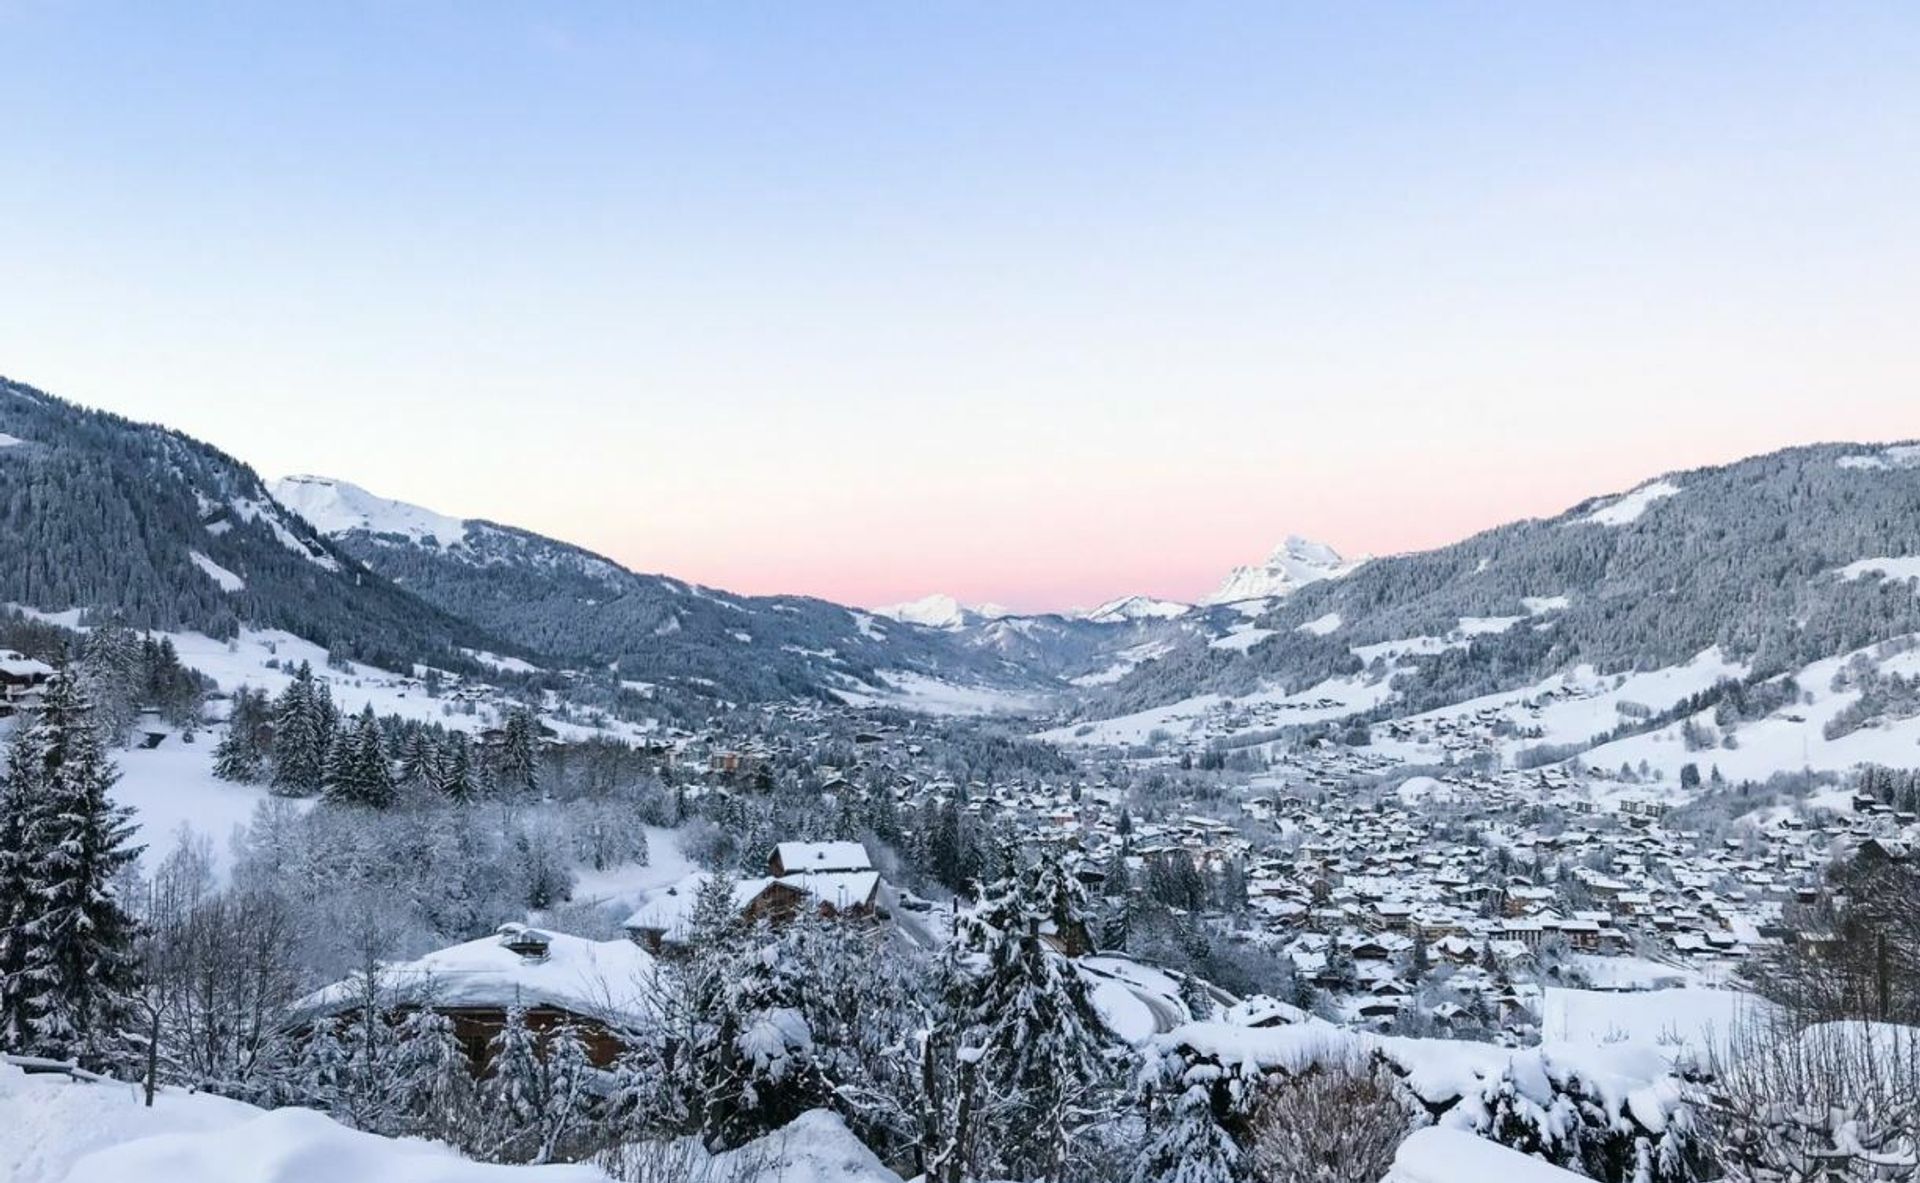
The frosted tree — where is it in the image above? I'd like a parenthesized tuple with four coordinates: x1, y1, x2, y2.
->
(537, 1022, 599, 1163)
(961, 858, 1118, 1183)
(295, 1019, 352, 1112)
(324, 706, 395, 809)
(0, 704, 45, 1052)
(212, 685, 271, 783)
(1134, 1067, 1242, 1183)
(492, 707, 540, 800)
(78, 621, 142, 746)
(700, 931, 827, 1149)
(437, 732, 477, 804)
(271, 662, 332, 797)
(8, 668, 143, 1070)
(480, 1005, 546, 1162)
(392, 1006, 474, 1144)
(397, 730, 440, 791)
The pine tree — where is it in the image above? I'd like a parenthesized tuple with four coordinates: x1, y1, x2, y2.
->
(392, 1007, 474, 1143)
(212, 685, 271, 783)
(1134, 1071, 1242, 1183)
(538, 1022, 598, 1163)
(0, 709, 47, 1052)
(687, 870, 741, 946)
(8, 667, 144, 1070)
(271, 663, 331, 797)
(78, 621, 142, 746)
(438, 733, 477, 804)
(480, 1005, 546, 1162)
(295, 1019, 352, 1112)
(324, 707, 395, 809)
(701, 931, 827, 1149)
(398, 731, 440, 791)
(492, 708, 539, 800)
(960, 863, 1117, 1182)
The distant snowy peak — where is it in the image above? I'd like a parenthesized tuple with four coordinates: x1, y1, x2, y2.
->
(872, 593, 1014, 630)
(1077, 594, 1192, 624)
(1201, 534, 1363, 606)
(271, 475, 469, 548)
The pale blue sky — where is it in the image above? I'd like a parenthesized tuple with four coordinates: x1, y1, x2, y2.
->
(3, 3, 1918, 608)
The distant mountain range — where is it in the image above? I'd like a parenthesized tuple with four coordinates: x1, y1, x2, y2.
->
(7, 376, 1920, 746)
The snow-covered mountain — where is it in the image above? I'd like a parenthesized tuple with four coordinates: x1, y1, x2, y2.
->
(272, 474, 468, 548)
(872, 594, 1014, 631)
(1200, 535, 1363, 607)
(0, 378, 511, 675)
(273, 475, 1044, 709)
(1067, 443, 1920, 766)
(1077, 595, 1192, 624)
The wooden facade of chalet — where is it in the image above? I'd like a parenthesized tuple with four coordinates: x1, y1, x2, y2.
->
(291, 926, 642, 1074)
(304, 1002, 628, 1073)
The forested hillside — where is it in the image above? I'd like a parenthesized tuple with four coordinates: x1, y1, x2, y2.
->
(1085, 443, 1920, 720)
(273, 476, 1043, 704)
(0, 379, 511, 676)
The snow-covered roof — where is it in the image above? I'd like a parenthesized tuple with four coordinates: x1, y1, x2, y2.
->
(621, 868, 881, 939)
(773, 841, 872, 874)
(0, 650, 53, 679)
(620, 872, 773, 936)
(293, 924, 656, 1026)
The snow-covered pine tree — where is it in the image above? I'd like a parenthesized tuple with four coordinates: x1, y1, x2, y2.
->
(271, 662, 331, 797)
(324, 707, 395, 809)
(397, 730, 440, 791)
(703, 931, 827, 1150)
(294, 1018, 352, 1112)
(687, 870, 741, 946)
(492, 707, 539, 800)
(1133, 1061, 1242, 1183)
(212, 685, 271, 783)
(480, 1004, 547, 1162)
(0, 706, 48, 1052)
(392, 1007, 475, 1144)
(437, 732, 477, 803)
(960, 857, 1118, 1183)
(78, 621, 142, 746)
(10, 667, 144, 1071)
(537, 1022, 598, 1163)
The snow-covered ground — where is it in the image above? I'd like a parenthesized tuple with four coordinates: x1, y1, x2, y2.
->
(0, 1062, 603, 1183)
(189, 551, 246, 593)
(833, 670, 1048, 717)
(109, 739, 298, 877)
(2, 1060, 904, 1183)
(1079, 954, 1193, 1041)
(1038, 669, 1397, 747)
(1385, 1127, 1585, 1183)
(1578, 635, 1920, 782)
(1540, 986, 1758, 1055)
(1581, 479, 1680, 527)
(1209, 623, 1274, 652)
(568, 827, 697, 913)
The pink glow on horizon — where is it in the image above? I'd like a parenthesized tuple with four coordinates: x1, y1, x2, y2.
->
(543, 419, 1920, 614)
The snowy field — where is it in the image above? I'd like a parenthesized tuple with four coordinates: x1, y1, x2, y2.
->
(1, 1061, 903, 1183)
(1540, 986, 1759, 1056)
(832, 670, 1050, 717)
(109, 739, 297, 877)
(1037, 669, 1398, 747)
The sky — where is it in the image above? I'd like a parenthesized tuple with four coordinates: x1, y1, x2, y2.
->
(3, 3, 1919, 612)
